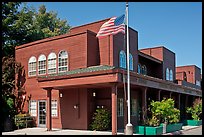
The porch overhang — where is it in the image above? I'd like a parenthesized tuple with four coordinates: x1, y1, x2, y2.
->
(37, 65, 202, 97)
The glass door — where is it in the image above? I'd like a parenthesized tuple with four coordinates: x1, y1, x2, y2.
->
(38, 100, 46, 127)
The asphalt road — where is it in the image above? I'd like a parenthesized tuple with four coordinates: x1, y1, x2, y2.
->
(181, 126, 202, 135)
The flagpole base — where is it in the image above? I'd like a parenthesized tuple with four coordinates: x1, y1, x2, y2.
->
(125, 123, 133, 135)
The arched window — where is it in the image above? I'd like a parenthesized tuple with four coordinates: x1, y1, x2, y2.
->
(38, 54, 46, 75)
(48, 52, 57, 74)
(137, 64, 141, 74)
(28, 56, 37, 76)
(166, 68, 169, 80)
(58, 50, 68, 73)
(129, 53, 133, 71)
(142, 65, 147, 75)
(169, 69, 173, 81)
(119, 50, 126, 69)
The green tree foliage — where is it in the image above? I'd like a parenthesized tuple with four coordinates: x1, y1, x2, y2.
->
(2, 2, 71, 130)
(148, 98, 180, 126)
(186, 98, 202, 120)
(2, 2, 71, 56)
(2, 2, 21, 56)
(89, 108, 111, 131)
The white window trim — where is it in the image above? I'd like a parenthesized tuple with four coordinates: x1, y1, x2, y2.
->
(28, 56, 37, 76)
(51, 100, 58, 117)
(38, 54, 46, 75)
(58, 50, 68, 73)
(29, 100, 37, 116)
(48, 52, 57, 74)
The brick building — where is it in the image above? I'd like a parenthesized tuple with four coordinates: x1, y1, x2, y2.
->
(15, 18, 202, 134)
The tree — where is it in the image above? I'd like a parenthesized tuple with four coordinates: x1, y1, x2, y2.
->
(2, 2, 71, 131)
(2, 2, 71, 56)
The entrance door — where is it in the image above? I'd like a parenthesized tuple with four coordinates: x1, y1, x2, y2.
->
(38, 100, 46, 127)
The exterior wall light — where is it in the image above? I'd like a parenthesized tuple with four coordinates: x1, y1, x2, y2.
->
(93, 92, 96, 97)
(59, 93, 63, 98)
(74, 104, 79, 109)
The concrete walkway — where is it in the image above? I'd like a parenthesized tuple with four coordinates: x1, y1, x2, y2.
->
(2, 125, 201, 135)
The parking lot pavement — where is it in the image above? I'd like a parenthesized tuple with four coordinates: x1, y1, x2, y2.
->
(2, 125, 201, 135)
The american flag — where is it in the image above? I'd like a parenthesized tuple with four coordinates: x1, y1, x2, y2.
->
(96, 14, 125, 38)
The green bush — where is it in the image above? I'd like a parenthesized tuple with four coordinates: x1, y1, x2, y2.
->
(89, 108, 111, 131)
(186, 98, 202, 120)
(15, 113, 36, 129)
(148, 98, 180, 125)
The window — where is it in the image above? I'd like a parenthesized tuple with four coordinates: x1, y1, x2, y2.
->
(38, 54, 46, 75)
(48, 52, 57, 74)
(137, 64, 141, 74)
(169, 69, 173, 81)
(196, 80, 201, 86)
(117, 98, 123, 116)
(28, 56, 37, 76)
(29, 100, 37, 116)
(52, 100, 58, 117)
(166, 68, 169, 80)
(119, 50, 126, 69)
(58, 51, 68, 73)
(142, 65, 147, 75)
(131, 99, 137, 116)
(129, 53, 133, 71)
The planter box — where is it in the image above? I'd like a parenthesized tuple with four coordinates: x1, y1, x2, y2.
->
(184, 120, 202, 126)
(135, 125, 163, 135)
(161, 123, 183, 133)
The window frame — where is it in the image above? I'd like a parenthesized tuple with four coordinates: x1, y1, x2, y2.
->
(117, 98, 124, 117)
(28, 56, 37, 76)
(119, 50, 126, 69)
(169, 69, 173, 81)
(58, 50, 68, 73)
(48, 52, 57, 74)
(38, 54, 47, 75)
(131, 98, 137, 116)
(166, 68, 169, 80)
(137, 64, 141, 74)
(129, 53, 133, 71)
(29, 100, 37, 116)
(51, 100, 58, 117)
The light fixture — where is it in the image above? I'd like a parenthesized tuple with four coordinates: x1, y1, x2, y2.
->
(93, 92, 96, 97)
(59, 93, 63, 98)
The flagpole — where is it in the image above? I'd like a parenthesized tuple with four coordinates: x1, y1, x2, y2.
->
(125, 2, 133, 135)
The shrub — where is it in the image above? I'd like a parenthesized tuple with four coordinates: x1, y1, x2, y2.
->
(149, 98, 180, 125)
(186, 98, 202, 120)
(89, 108, 111, 131)
(15, 113, 36, 129)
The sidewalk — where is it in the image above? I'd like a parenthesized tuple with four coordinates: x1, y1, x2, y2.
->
(163, 125, 201, 135)
(2, 125, 201, 135)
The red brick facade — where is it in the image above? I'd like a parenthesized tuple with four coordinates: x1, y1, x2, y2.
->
(15, 17, 201, 134)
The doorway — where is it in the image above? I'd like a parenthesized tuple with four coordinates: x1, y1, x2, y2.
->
(38, 100, 46, 127)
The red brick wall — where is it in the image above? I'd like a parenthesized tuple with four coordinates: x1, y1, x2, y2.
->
(140, 46, 175, 80)
(176, 65, 201, 84)
(163, 47, 175, 81)
(113, 28, 138, 72)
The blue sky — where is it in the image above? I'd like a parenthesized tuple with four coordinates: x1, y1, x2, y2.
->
(25, 2, 202, 71)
